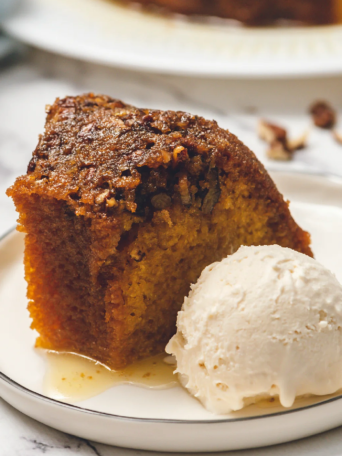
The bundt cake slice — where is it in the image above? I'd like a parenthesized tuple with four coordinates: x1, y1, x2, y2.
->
(7, 94, 312, 369)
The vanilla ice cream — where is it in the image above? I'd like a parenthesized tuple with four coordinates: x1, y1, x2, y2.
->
(166, 245, 342, 414)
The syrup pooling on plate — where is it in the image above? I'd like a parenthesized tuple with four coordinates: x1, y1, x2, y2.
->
(43, 351, 178, 402)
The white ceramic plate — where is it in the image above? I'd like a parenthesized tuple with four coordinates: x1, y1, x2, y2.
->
(3, 0, 342, 78)
(2, 171, 342, 452)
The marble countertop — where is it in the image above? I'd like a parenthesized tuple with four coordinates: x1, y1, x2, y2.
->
(2, 47, 342, 455)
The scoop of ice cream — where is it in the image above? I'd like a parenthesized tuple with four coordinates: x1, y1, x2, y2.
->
(166, 245, 342, 414)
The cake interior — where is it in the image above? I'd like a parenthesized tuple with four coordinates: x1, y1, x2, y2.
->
(13, 173, 310, 369)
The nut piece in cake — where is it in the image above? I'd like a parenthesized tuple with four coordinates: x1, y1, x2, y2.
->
(7, 94, 312, 369)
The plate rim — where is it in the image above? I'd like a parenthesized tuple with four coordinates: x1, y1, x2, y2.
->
(3, 169, 342, 424)
(2, 365, 342, 424)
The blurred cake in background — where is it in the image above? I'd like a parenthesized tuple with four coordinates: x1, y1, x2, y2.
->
(121, 0, 340, 26)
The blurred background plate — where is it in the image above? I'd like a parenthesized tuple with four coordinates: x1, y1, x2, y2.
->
(0, 0, 21, 60)
(3, 0, 342, 78)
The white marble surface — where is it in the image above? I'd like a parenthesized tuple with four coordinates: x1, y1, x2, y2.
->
(2, 47, 342, 454)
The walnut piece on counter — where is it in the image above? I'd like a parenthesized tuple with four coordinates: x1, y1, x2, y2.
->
(287, 131, 309, 152)
(258, 120, 308, 161)
(266, 140, 292, 161)
(258, 120, 287, 144)
(333, 130, 342, 145)
(310, 101, 336, 129)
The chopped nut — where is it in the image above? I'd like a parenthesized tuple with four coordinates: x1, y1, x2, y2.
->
(159, 209, 173, 227)
(125, 201, 137, 213)
(95, 189, 110, 204)
(130, 248, 146, 262)
(173, 145, 185, 155)
(258, 120, 287, 143)
(110, 117, 126, 128)
(203, 187, 221, 214)
(170, 131, 182, 140)
(75, 206, 87, 216)
(287, 131, 309, 151)
(151, 119, 170, 133)
(35, 176, 49, 184)
(176, 121, 187, 129)
(151, 193, 171, 210)
(333, 130, 342, 145)
(178, 173, 191, 206)
(86, 168, 96, 181)
(78, 122, 95, 137)
(258, 118, 308, 161)
(161, 150, 171, 164)
(172, 146, 188, 166)
(266, 141, 292, 161)
(202, 168, 221, 214)
(310, 101, 336, 129)
(106, 197, 117, 208)
(142, 114, 153, 123)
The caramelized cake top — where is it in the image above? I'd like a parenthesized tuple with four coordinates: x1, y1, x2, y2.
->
(10, 93, 285, 220)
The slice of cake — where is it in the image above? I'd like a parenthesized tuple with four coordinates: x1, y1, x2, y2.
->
(121, 0, 336, 26)
(7, 94, 312, 369)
